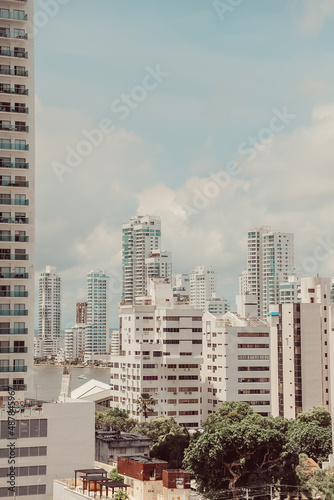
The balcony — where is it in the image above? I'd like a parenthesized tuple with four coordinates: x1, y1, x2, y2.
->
(0, 87, 28, 96)
(0, 161, 28, 168)
(0, 235, 29, 242)
(0, 365, 27, 372)
(0, 328, 28, 334)
(0, 11, 27, 21)
(0, 217, 29, 224)
(0, 31, 27, 40)
(0, 346, 27, 353)
(0, 142, 28, 151)
(0, 310, 28, 316)
(0, 198, 29, 205)
(0, 273, 28, 279)
(0, 68, 28, 78)
(0, 384, 27, 392)
(0, 254, 28, 260)
(0, 291, 28, 297)
(0, 124, 28, 132)
(0, 179, 29, 186)
(0, 48, 28, 58)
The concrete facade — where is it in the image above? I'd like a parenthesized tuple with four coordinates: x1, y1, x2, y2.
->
(110, 279, 203, 428)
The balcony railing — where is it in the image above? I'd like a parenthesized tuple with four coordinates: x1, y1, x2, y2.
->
(0, 346, 27, 353)
(0, 254, 28, 260)
(0, 310, 28, 316)
(0, 273, 28, 279)
(0, 198, 29, 205)
(0, 69, 28, 78)
(0, 87, 28, 95)
(0, 161, 28, 168)
(0, 328, 28, 334)
(0, 11, 28, 21)
(0, 291, 28, 297)
(0, 235, 29, 242)
(0, 142, 28, 150)
(0, 179, 29, 186)
(0, 124, 28, 132)
(0, 384, 27, 392)
(0, 365, 27, 372)
(0, 31, 27, 40)
(0, 48, 27, 58)
(0, 218, 29, 224)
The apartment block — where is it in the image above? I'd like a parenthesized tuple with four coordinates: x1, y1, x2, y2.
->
(239, 226, 294, 320)
(64, 324, 85, 361)
(189, 265, 216, 310)
(145, 250, 172, 284)
(122, 215, 161, 302)
(270, 276, 331, 418)
(85, 270, 109, 363)
(37, 265, 61, 357)
(110, 279, 203, 428)
(0, 0, 35, 407)
(75, 301, 87, 324)
(201, 310, 271, 418)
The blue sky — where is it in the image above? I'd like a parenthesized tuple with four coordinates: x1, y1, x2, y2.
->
(33, 0, 334, 327)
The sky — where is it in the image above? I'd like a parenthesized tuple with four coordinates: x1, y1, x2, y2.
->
(34, 0, 334, 329)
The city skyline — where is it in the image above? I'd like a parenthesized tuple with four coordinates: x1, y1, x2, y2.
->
(33, 1, 334, 327)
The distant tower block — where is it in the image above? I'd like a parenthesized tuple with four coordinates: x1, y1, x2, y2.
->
(76, 301, 87, 324)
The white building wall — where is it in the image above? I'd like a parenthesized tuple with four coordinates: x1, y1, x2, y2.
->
(189, 266, 216, 311)
(111, 280, 202, 428)
(85, 270, 109, 362)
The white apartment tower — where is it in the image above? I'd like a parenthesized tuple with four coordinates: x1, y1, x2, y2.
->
(110, 279, 203, 428)
(145, 249, 172, 284)
(201, 311, 271, 419)
(122, 215, 161, 302)
(189, 265, 216, 310)
(0, 0, 34, 405)
(240, 226, 294, 320)
(38, 265, 61, 357)
(270, 276, 331, 419)
(85, 270, 109, 362)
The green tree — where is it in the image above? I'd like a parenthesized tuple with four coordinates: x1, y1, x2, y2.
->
(183, 402, 298, 498)
(95, 408, 137, 432)
(297, 453, 334, 500)
(135, 393, 156, 420)
(113, 491, 129, 500)
(132, 416, 194, 467)
(287, 407, 332, 465)
(108, 468, 124, 482)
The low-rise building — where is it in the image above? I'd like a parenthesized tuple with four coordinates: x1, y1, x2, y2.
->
(95, 430, 152, 464)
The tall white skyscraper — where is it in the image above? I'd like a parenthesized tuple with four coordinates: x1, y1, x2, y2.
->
(0, 0, 35, 404)
(122, 215, 162, 302)
(85, 270, 109, 362)
(240, 226, 294, 320)
(37, 265, 61, 357)
(189, 265, 216, 310)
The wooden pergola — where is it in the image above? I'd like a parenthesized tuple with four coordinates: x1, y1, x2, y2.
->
(81, 474, 110, 492)
(74, 468, 107, 488)
(97, 480, 130, 499)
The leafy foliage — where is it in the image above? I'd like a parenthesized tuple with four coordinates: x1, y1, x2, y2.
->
(108, 468, 124, 483)
(297, 453, 334, 500)
(95, 407, 137, 432)
(135, 393, 156, 420)
(287, 407, 332, 465)
(183, 402, 298, 495)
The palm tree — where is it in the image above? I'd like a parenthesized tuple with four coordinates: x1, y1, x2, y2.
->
(135, 393, 156, 420)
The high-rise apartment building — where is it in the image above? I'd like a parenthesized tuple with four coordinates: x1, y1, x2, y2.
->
(75, 301, 87, 324)
(201, 310, 271, 418)
(64, 324, 86, 361)
(240, 226, 294, 320)
(122, 215, 161, 302)
(110, 278, 203, 428)
(37, 265, 61, 357)
(145, 249, 172, 284)
(85, 270, 109, 362)
(189, 265, 216, 310)
(270, 276, 331, 419)
(0, 0, 34, 405)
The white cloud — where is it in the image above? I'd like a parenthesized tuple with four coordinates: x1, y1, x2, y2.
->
(292, 0, 334, 34)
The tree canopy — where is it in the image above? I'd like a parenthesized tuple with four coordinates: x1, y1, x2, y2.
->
(95, 407, 137, 432)
(183, 402, 298, 496)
